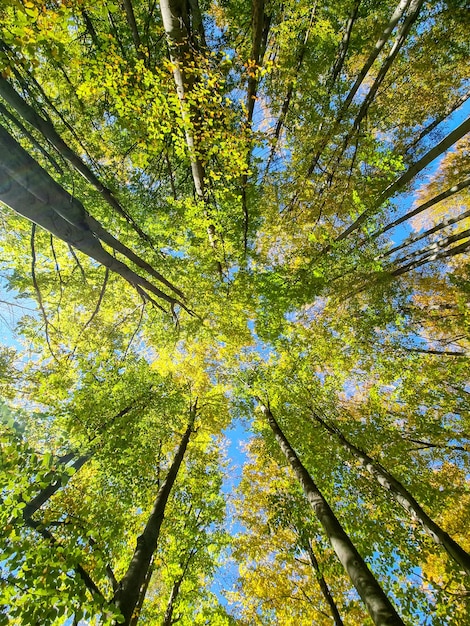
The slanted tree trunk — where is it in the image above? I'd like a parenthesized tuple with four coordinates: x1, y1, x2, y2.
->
(162, 544, 197, 626)
(303, 539, 344, 626)
(113, 405, 196, 625)
(348, 0, 424, 137)
(162, 578, 182, 626)
(158, 0, 222, 273)
(129, 562, 154, 626)
(22, 398, 144, 520)
(382, 209, 470, 258)
(309, 0, 411, 174)
(393, 227, 470, 266)
(0, 125, 186, 310)
(335, 116, 470, 243)
(310, 411, 470, 575)
(0, 76, 152, 246)
(328, 0, 362, 93)
(262, 404, 404, 626)
(371, 177, 470, 241)
(22, 453, 91, 522)
(390, 238, 470, 277)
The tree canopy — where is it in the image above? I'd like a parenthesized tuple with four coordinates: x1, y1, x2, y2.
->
(0, 0, 469, 624)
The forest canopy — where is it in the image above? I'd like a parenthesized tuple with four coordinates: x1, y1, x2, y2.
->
(0, 0, 469, 624)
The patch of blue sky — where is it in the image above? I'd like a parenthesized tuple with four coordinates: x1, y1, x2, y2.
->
(0, 275, 38, 353)
(209, 418, 252, 611)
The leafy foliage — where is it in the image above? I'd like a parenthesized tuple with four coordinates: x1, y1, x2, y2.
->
(0, 0, 469, 624)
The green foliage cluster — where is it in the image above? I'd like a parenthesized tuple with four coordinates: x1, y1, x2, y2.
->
(0, 0, 469, 624)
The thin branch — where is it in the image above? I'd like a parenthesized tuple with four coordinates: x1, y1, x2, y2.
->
(123, 301, 145, 359)
(81, 267, 109, 332)
(403, 436, 469, 453)
(264, 9, 315, 177)
(382, 209, 470, 258)
(122, 0, 145, 60)
(30, 225, 58, 362)
(68, 244, 87, 282)
(371, 177, 470, 241)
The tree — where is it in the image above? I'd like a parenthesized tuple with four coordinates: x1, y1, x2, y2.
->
(0, 0, 469, 624)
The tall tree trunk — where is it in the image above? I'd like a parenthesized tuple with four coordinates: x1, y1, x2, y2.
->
(0, 125, 186, 310)
(303, 539, 344, 626)
(113, 405, 196, 625)
(328, 0, 361, 93)
(0, 76, 152, 246)
(393, 227, 470, 265)
(162, 578, 183, 626)
(382, 209, 470, 258)
(309, 0, 411, 174)
(246, 0, 270, 125)
(129, 562, 154, 626)
(162, 544, 197, 626)
(390, 238, 470, 277)
(372, 177, 470, 240)
(22, 397, 145, 520)
(348, 0, 424, 137)
(242, 0, 271, 252)
(262, 404, 405, 626)
(310, 411, 470, 575)
(158, 0, 222, 274)
(334, 116, 470, 243)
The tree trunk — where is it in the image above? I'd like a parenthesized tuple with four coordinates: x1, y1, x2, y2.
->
(390, 238, 470, 277)
(158, 0, 206, 202)
(304, 539, 344, 626)
(162, 544, 197, 626)
(309, 0, 410, 174)
(310, 411, 470, 575)
(0, 76, 152, 245)
(394, 227, 470, 265)
(382, 209, 470, 258)
(0, 126, 186, 310)
(113, 406, 196, 625)
(162, 578, 183, 626)
(262, 404, 405, 626)
(158, 0, 222, 273)
(328, 0, 361, 93)
(129, 562, 154, 626)
(335, 116, 470, 243)
(372, 177, 470, 240)
(349, 0, 424, 136)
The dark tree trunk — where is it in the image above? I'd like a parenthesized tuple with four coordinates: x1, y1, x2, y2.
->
(263, 404, 404, 626)
(113, 406, 196, 625)
(310, 411, 470, 575)
(0, 76, 152, 245)
(371, 178, 470, 241)
(335, 116, 470, 243)
(22, 454, 91, 522)
(304, 539, 345, 626)
(0, 125, 185, 309)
